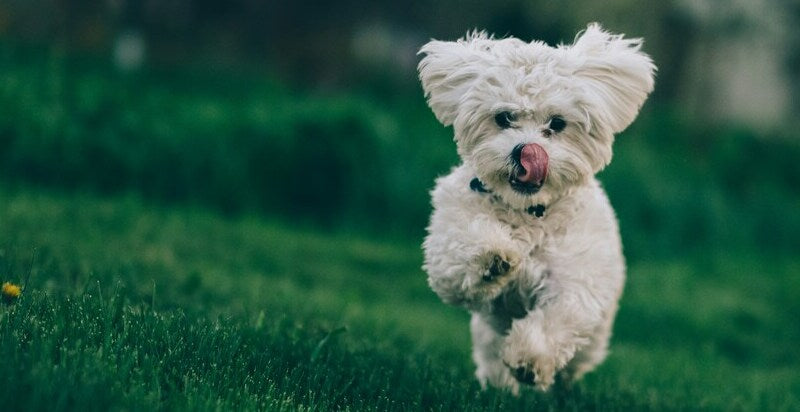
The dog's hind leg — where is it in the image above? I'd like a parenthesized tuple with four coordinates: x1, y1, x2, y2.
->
(560, 302, 617, 384)
(470, 313, 520, 394)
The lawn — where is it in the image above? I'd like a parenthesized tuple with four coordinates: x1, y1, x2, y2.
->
(1, 187, 798, 411)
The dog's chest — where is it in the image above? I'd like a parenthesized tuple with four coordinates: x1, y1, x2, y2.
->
(495, 206, 551, 258)
(489, 206, 562, 327)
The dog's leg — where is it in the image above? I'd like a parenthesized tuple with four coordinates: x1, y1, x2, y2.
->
(561, 301, 618, 383)
(470, 313, 520, 394)
(501, 285, 613, 391)
(423, 213, 521, 310)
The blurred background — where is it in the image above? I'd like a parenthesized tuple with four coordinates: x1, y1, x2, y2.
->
(1, 0, 799, 265)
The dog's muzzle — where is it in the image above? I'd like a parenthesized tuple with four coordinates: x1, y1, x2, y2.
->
(510, 143, 548, 194)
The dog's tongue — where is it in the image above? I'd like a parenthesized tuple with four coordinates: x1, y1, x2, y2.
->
(518, 143, 548, 185)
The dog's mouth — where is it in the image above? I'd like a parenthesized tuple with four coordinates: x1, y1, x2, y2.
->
(509, 175, 543, 194)
(509, 143, 548, 195)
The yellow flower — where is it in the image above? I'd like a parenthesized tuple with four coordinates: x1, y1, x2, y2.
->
(2, 282, 21, 303)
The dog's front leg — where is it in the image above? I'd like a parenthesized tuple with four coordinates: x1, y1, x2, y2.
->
(501, 283, 604, 391)
(423, 213, 521, 311)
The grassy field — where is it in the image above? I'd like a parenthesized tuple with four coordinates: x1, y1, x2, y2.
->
(1, 187, 798, 411)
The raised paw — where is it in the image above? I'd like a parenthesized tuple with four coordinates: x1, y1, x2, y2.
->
(462, 250, 520, 306)
(483, 254, 512, 282)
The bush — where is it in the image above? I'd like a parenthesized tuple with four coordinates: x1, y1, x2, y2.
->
(0, 47, 455, 235)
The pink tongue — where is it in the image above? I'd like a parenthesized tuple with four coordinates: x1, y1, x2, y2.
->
(518, 144, 548, 185)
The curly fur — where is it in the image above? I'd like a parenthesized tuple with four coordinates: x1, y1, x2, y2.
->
(419, 23, 655, 393)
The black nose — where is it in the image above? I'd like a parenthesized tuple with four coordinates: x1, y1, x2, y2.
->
(511, 144, 525, 166)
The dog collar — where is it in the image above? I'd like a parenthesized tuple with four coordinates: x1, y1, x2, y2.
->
(470, 177, 546, 218)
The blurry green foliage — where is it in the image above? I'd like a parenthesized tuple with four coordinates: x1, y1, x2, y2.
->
(0, 46, 456, 232)
(1, 45, 798, 260)
(602, 108, 800, 259)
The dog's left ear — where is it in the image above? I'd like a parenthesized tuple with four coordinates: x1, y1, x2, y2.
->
(418, 32, 496, 126)
(568, 23, 656, 135)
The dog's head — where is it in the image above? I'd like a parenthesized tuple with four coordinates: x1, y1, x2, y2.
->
(418, 23, 655, 208)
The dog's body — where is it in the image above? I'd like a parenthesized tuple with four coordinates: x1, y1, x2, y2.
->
(419, 24, 655, 393)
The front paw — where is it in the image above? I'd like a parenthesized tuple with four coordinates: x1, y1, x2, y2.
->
(482, 254, 513, 282)
(505, 355, 557, 391)
(502, 316, 565, 391)
(465, 251, 519, 303)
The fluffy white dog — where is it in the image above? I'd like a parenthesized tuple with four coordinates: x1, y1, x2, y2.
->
(419, 24, 655, 393)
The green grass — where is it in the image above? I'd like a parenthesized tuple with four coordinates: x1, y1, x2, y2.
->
(1, 187, 798, 411)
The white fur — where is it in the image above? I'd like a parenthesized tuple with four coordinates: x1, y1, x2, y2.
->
(419, 24, 655, 392)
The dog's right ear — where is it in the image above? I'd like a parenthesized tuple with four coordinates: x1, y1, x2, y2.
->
(567, 23, 656, 135)
(418, 32, 492, 126)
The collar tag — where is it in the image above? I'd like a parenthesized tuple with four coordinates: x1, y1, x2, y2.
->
(527, 204, 546, 217)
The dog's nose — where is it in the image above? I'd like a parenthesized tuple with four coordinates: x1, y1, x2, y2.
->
(512, 143, 548, 186)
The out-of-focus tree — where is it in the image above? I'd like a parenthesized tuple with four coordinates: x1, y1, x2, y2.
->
(674, 0, 797, 131)
(0, 0, 798, 131)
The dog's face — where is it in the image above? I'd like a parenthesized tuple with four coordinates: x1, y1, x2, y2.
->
(419, 24, 655, 208)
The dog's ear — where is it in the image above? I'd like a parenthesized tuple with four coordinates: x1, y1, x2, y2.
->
(568, 23, 656, 135)
(418, 32, 493, 126)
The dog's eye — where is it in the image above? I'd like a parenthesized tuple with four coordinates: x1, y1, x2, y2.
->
(494, 111, 516, 129)
(548, 116, 566, 132)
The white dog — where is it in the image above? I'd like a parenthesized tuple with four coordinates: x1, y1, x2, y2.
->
(419, 24, 655, 393)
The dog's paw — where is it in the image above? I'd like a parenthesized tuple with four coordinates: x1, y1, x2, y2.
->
(505, 357, 557, 391)
(510, 365, 536, 386)
(482, 254, 513, 282)
(465, 250, 519, 303)
(501, 316, 565, 391)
